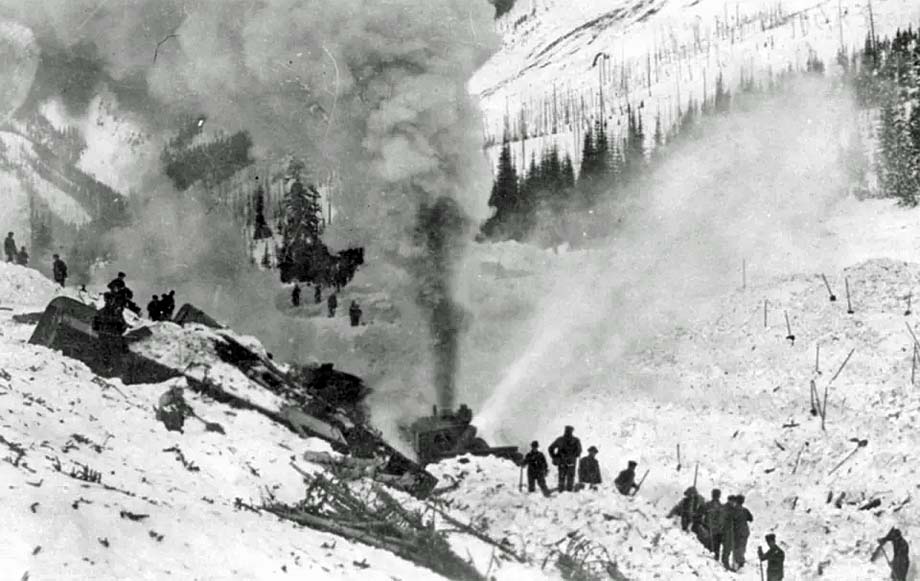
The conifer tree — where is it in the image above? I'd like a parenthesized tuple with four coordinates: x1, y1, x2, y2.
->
(252, 183, 273, 240)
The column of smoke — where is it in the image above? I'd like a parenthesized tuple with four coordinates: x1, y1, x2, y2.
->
(413, 198, 469, 411)
(470, 78, 866, 441)
(0, 1, 497, 426)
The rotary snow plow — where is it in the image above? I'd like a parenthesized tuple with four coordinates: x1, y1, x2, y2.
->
(27, 296, 437, 497)
(404, 405, 522, 466)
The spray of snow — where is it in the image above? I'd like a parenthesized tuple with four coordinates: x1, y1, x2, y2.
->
(470, 78, 864, 441)
(0, 19, 38, 122)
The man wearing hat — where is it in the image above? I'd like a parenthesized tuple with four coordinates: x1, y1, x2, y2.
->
(733, 495, 754, 569)
(614, 460, 639, 495)
(548, 425, 582, 493)
(577, 445, 602, 490)
(704, 489, 725, 561)
(876, 527, 909, 581)
(758, 534, 785, 580)
(520, 441, 551, 497)
(720, 495, 739, 570)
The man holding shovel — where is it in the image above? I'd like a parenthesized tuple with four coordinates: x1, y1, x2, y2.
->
(874, 527, 909, 581)
(758, 534, 785, 580)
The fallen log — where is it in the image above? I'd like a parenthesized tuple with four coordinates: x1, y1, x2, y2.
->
(428, 504, 527, 563)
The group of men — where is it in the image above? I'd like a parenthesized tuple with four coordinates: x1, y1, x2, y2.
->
(291, 283, 363, 326)
(518, 426, 642, 498)
(4, 232, 29, 266)
(667, 487, 769, 573)
(147, 290, 177, 322)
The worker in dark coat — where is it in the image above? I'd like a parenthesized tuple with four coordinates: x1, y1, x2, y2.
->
(720, 495, 739, 570)
(614, 461, 639, 495)
(16, 245, 28, 266)
(161, 290, 176, 320)
(4, 232, 15, 262)
(52, 254, 68, 287)
(733, 495, 754, 569)
(147, 295, 162, 321)
(327, 292, 338, 317)
(349, 300, 362, 327)
(577, 445, 602, 489)
(668, 486, 706, 532)
(704, 489, 725, 560)
(758, 534, 785, 581)
(108, 272, 127, 294)
(291, 284, 301, 307)
(520, 441, 551, 497)
(314, 283, 322, 304)
(877, 527, 910, 581)
(548, 426, 581, 493)
(92, 292, 128, 374)
(107, 272, 139, 315)
(156, 385, 194, 432)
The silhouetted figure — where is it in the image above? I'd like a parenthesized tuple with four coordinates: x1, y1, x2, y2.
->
(161, 290, 176, 320)
(147, 295, 162, 321)
(669, 486, 706, 532)
(614, 461, 639, 495)
(107, 272, 140, 315)
(314, 284, 322, 304)
(349, 300, 362, 326)
(291, 284, 301, 307)
(456, 403, 472, 424)
(877, 527, 910, 581)
(577, 446, 602, 489)
(520, 441, 551, 497)
(156, 385, 193, 433)
(15, 246, 28, 266)
(327, 292, 337, 318)
(52, 254, 68, 287)
(3, 232, 15, 262)
(758, 534, 785, 581)
(548, 425, 581, 493)
(92, 292, 128, 374)
(733, 495, 753, 569)
(704, 489, 725, 560)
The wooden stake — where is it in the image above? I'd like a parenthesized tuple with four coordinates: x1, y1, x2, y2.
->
(742, 259, 747, 289)
(829, 348, 856, 385)
(792, 444, 805, 474)
(784, 310, 795, 343)
(676, 444, 681, 471)
(815, 343, 820, 374)
(764, 299, 768, 328)
(810, 379, 818, 416)
(821, 382, 829, 431)
(845, 277, 854, 314)
(906, 293, 912, 316)
(912, 343, 917, 385)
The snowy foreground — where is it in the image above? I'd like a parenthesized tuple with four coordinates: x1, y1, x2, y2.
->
(2, 200, 920, 579)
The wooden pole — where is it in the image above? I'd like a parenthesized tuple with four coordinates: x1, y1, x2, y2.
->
(829, 347, 856, 385)
(821, 381, 829, 430)
(821, 274, 837, 301)
(742, 259, 747, 289)
(845, 277, 854, 314)
(764, 299, 768, 328)
(815, 343, 821, 374)
(912, 343, 917, 385)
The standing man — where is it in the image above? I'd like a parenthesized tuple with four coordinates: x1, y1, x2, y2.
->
(520, 441, 551, 497)
(877, 527, 910, 581)
(758, 534, 785, 581)
(349, 300, 362, 327)
(577, 446, 602, 489)
(720, 495, 738, 571)
(614, 461, 640, 495)
(291, 283, 301, 307)
(704, 489, 725, 561)
(314, 283, 322, 304)
(16, 245, 28, 266)
(548, 425, 581, 493)
(147, 295, 162, 321)
(52, 254, 68, 287)
(161, 290, 176, 320)
(4, 232, 15, 262)
(327, 292, 338, 318)
(733, 494, 754, 569)
(668, 487, 705, 532)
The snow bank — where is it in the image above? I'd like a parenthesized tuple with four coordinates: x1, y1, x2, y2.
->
(0, 261, 60, 307)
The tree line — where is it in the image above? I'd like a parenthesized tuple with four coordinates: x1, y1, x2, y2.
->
(481, 71, 741, 247)
(851, 26, 920, 206)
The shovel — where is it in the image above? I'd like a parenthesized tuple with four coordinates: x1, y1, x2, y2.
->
(821, 274, 837, 302)
(190, 411, 226, 434)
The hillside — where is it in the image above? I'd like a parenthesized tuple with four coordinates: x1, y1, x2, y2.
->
(472, 0, 920, 170)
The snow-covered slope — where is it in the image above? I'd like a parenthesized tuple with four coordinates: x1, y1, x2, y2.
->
(472, 0, 920, 169)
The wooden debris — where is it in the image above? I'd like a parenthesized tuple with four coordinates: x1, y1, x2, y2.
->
(821, 274, 837, 301)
